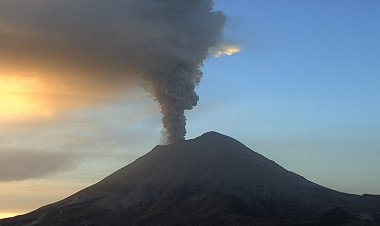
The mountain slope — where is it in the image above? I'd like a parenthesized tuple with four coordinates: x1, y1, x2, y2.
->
(1, 132, 379, 225)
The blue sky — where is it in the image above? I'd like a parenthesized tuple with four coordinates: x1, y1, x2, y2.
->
(187, 0, 380, 194)
(0, 0, 379, 218)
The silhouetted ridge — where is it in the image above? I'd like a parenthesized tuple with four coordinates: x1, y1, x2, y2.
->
(1, 132, 379, 226)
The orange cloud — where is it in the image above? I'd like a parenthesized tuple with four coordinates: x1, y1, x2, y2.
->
(0, 76, 53, 118)
(0, 72, 127, 120)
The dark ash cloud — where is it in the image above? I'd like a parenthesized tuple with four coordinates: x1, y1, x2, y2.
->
(0, 0, 226, 143)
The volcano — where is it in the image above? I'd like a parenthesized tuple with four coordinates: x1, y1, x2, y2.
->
(1, 132, 379, 225)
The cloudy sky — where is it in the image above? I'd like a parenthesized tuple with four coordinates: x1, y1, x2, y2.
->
(1, 0, 380, 219)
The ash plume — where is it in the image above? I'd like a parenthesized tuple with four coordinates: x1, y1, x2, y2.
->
(0, 0, 226, 143)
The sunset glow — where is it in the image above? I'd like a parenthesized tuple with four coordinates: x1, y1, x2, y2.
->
(0, 76, 53, 118)
(0, 213, 19, 220)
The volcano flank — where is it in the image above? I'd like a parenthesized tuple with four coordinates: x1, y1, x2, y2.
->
(1, 132, 379, 225)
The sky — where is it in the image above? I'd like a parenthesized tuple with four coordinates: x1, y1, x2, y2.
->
(1, 0, 380, 219)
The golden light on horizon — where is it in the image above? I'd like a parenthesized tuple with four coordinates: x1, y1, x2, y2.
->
(0, 76, 53, 118)
(0, 212, 20, 219)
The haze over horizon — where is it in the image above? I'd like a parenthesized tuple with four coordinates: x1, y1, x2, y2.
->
(0, 0, 379, 219)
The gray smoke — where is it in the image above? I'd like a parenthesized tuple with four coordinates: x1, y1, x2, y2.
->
(0, 0, 226, 143)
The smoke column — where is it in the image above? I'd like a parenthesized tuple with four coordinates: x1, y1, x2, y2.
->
(139, 0, 226, 143)
(152, 64, 201, 143)
(0, 0, 226, 143)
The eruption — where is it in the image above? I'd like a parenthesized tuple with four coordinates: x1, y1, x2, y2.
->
(0, 0, 226, 143)
(151, 64, 202, 144)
